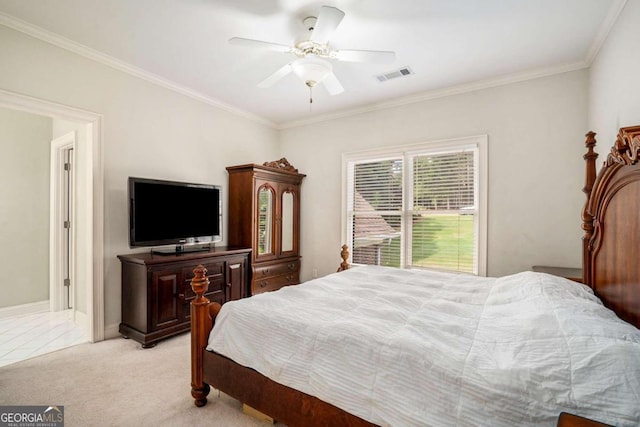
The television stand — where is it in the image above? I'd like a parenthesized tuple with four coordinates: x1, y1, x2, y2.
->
(117, 246, 251, 348)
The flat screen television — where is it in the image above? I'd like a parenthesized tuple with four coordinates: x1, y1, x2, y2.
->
(128, 177, 222, 253)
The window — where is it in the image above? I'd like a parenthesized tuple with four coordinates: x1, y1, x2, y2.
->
(342, 136, 487, 275)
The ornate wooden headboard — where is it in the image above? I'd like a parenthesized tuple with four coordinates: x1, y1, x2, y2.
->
(582, 126, 640, 329)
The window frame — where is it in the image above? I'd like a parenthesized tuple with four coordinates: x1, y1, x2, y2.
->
(341, 135, 488, 276)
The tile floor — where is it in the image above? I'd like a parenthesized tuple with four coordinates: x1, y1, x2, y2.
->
(0, 310, 88, 368)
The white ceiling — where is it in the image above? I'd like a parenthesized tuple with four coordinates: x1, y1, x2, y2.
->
(0, 0, 623, 128)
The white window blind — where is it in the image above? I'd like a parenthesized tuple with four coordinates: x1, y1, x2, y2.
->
(344, 137, 486, 275)
(347, 158, 403, 267)
(409, 148, 477, 273)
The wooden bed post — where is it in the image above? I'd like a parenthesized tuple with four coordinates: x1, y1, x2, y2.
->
(190, 265, 220, 407)
(337, 244, 350, 272)
(581, 131, 598, 287)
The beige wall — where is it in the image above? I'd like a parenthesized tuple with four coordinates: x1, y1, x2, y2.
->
(0, 107, 51, 308)
(589, 0, 640, 149)
(0, 25, 279, 330)
(281, 70, 588, 279)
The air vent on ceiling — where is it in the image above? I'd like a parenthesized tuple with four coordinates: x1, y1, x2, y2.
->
(375, 67, 413, 82)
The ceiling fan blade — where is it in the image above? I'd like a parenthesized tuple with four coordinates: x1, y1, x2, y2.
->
(333, 49, 396, 64)
(310, 6, 345, 44)
(322, 72, 344, 95)
(258, 63, 293, 88)
(229, 37, 292, 53)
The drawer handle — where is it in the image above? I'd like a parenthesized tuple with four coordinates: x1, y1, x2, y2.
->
(260, 281, 268, 288)
(261, 269, 269, 275)
(286, 275, 293, 281)
(288, 264, 295, 270)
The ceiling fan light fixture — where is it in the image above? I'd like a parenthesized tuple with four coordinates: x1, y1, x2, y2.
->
(229, 5, 394, 100)
(292, 56, 332, 87)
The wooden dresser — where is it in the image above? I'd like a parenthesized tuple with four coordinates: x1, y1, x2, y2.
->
(117, 247, 250, 347)
(227, 158, 305, 295)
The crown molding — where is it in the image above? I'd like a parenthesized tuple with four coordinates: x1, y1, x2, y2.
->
(584, 0, 627, 66)
(277, 61, 588, 130)
(0, 11, 276, 129)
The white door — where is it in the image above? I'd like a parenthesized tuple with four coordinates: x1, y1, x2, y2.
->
(50, 132, 76, 313)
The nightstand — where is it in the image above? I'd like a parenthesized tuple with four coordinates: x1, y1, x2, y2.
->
(532, 266, 582, 283)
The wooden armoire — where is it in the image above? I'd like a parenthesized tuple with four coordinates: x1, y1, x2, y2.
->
(226, 158, 305, 295)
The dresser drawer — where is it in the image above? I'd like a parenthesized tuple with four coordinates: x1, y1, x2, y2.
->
(181, 261, 224, 301)
(252, 271, 299, 294)
(253, 260, 300, 279)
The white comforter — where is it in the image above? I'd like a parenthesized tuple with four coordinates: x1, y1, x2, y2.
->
(207, 265, 640, 426)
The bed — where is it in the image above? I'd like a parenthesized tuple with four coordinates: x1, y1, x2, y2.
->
(189, 126, 640, 426)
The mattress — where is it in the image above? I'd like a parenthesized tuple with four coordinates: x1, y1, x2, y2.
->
(207, 265, 640, 426)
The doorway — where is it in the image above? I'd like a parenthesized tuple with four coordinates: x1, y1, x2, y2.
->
(0, 88, 104, 343)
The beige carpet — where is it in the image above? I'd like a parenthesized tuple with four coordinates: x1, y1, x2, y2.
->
(0, 333, 276, 426)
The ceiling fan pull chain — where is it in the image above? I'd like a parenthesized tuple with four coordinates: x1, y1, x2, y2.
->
(309, 86, 313, 110)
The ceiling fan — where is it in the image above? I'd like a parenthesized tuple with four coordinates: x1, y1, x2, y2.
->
(229, 5, 396, 101)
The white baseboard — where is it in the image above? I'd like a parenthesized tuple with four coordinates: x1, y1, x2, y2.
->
(0, 300, 50, 319)
(104, 323, 120, 340)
